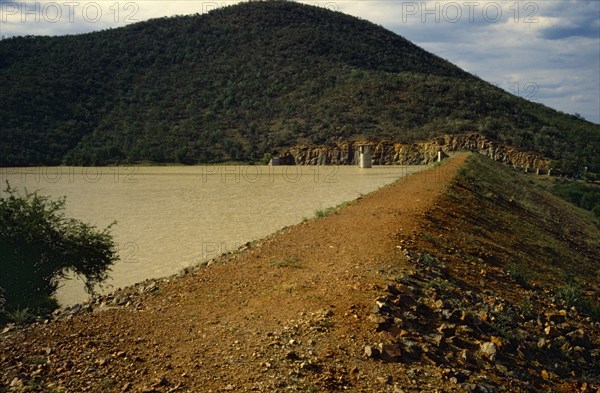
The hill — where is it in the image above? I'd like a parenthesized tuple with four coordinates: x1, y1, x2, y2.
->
(1, 154, 599, 391)
(0, 0, 599, 171)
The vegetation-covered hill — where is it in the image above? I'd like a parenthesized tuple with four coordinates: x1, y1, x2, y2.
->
(1, 0, 598, 171)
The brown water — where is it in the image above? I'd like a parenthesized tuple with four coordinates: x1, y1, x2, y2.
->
(1, 165, 428, 305)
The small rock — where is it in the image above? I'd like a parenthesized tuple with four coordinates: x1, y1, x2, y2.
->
(415, 303, 433, 317)
(447, 369, 470, 383)
(376, 375, 393, 384)
(224, 384, 235, 391)
(490, 336, 504, 349)
(364, 345, 380, 359)
(477, 312, 490, 322)
(441, 309, 462, 323)
(460, 349, 475, 365)
(379, 343, 402, 362)
(398, 339, 421, 360)
(69, 304, 83, 315)
(153, 376, 169, 387)
(545, 312, 566, 324)
(479, 342, 497, 362)
(397, 295, 417, 308)
(430, 334, 445, 347)
(537, 338, 547, 349)
(10, 377, 23, 388)
(544, 326, 559, 337)
(456, 325, 475, 336)
(375, 297, 388, 308)
(368, 314, 388, 326)
(144, 282, 157, 293)
(285, 351, 300, 360)
(438, 323, 456, 337)
(449, 336, 477, 350)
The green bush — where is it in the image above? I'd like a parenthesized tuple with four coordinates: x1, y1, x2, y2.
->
(509, 263, 532, 288)
(552, 182, 600, 214)
(556, 284, 600, 321)
(0, 182, 118, 321)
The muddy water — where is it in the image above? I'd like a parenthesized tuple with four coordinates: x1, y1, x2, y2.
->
(1, 165, 428, 305)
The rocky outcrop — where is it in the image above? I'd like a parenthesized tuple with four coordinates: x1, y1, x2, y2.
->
(365, 249, 600, 392)
(276, 134, 553, 170)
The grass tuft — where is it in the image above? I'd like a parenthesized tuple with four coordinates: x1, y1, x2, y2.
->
(556, 283, 600, 321)
(271, 258, 302, 268)
(5, 307, 35, 325)
(508, 263, 532, 288)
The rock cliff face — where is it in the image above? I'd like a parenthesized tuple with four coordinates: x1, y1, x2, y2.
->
(275, 134, 553, 170)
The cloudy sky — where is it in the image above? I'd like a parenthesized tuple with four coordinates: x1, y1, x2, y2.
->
(1, 0, 599, 123)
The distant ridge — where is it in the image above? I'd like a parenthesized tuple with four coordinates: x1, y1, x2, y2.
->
(0, 0, 598, 172)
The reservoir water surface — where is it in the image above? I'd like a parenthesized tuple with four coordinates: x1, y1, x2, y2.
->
(1, 165, 428, 305)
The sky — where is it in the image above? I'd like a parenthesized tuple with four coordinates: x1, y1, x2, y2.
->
(1, 0, 599, 123)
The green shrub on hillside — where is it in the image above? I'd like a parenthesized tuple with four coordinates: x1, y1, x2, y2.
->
(552, 182, 600, 218)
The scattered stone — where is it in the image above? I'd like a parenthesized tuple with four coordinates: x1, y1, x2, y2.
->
(369, 314, 389, 328)
(490, 336, 504, 349)
(285, 351, 300, 360)
(537, 338, 547, 349)
(153, 376, 169, 387)
(545, 313, 566, 324)
(430, 334, 445, 347)
(460, 349, 475, 365)
(10, 377, 23, 388)
(448, 336, 477, 350)
(68, 304, 83, 315)
(437, 323, 456, 337)
(447, 369, 470, 383)
(379, 343, 402, 362)
(441, 309, 462, 323)
(143, 282, 157, 293)
(364, 345, 380, 359)
(398, 339, 420, 360)
(479, 342, 497, 362)
(544, 326, 559, 337)
(456, 325, 474, 336)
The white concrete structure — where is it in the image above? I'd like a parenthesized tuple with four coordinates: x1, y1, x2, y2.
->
(358, 145, 372, 168)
